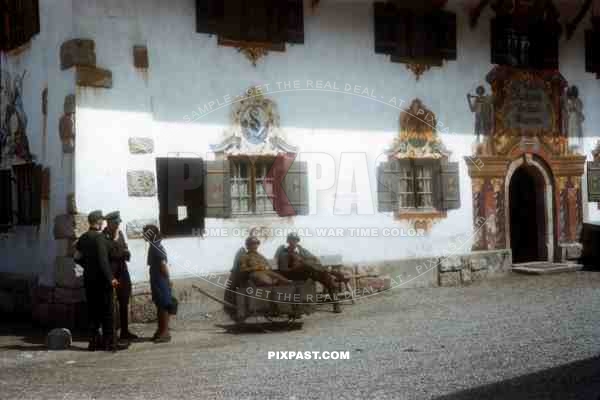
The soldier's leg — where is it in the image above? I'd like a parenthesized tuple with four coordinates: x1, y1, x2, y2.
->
(100, 288, 115, 348)
(85, 285, 101, 350)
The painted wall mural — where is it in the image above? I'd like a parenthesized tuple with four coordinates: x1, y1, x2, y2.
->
(0, 70, 33, 168)
(466, 66, 586, 262)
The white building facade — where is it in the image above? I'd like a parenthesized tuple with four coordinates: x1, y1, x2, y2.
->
(2, 0, 600, 293)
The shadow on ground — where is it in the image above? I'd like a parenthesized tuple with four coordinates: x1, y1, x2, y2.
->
(215, 321, 304, 334)
(436, 356, 600, 400)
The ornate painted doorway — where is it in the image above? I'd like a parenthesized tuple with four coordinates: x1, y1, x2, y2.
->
(508, 163, 550, 263)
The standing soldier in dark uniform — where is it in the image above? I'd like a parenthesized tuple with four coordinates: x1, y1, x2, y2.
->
(103, 211, 138, 341)
(75, 210, 125, 351)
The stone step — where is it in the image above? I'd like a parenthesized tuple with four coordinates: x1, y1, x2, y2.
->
(512, 262, 583, 275)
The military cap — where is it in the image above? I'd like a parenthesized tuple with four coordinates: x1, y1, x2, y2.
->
(87, 210, 104, 224)
(105, 211, 122, 223)
(287, 232, 300, 242)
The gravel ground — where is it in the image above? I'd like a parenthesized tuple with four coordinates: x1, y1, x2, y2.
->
(1, 272, 600, 400)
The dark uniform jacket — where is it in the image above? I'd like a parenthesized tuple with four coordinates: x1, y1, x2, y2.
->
(76, 229, 113, 288)
(103, 228, 132, 296)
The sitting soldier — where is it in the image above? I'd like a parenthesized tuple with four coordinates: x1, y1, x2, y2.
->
(223, 236, 292, 320)
(239, 236, 291, 286)
(274, 233, 346, 313)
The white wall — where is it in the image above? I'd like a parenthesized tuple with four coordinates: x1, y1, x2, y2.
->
(0, 0, 75, 284)
(72, 0, 600, 282)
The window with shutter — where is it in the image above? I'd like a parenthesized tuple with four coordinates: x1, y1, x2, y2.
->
(12, 163, 41, 226)
(490, 16, 559, 70)
(197, 0, 304, 52)
(375, 3, 456, 69)
(0, 170, 13, 230)
(156, 158, 206, 237)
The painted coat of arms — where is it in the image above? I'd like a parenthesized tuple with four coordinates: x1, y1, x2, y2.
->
(211, 87, 297, 156)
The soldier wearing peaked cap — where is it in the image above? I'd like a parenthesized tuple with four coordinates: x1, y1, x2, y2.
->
(75, 210, 125, 351)
(103, 211, 138, 341)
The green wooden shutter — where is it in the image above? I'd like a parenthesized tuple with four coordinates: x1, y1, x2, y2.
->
(440, 161, 460, 210)
(205, 160, 232, 219)
(0, 170, 13, 228)
(377, 160, 400, 213)
(278, 155, 308, 217)
(587, 161, 600, 202)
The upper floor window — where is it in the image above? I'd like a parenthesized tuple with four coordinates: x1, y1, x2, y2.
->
(1, 0, 40, 52)
(196, 0, 304, 46)
(0, 163, 42, 231)
(491, 16, 560, 70)
(373, 2, 457, 66)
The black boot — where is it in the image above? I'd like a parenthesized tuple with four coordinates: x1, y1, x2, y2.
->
(103, 337, 129, 352)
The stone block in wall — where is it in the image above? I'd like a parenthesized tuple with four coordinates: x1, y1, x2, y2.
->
(59, 113, 75, 154)
(64, 94, 76, 114)
(559, 243, 583, 262)
(55, 257, 83, 289)
(76, 65, 113, 89)
(54, 214, 89, 239)
(439, 271, 461, 287)
(61, 39, 96, 70)
(470, 257, 489, 271)
(67, 193, 77, 215)
(128, 137, 154, 154)
(126, 219, 158, 239)
(133, 45, 149, 69)
(355, 264, 381, 277)
(439, 256, 463, 272)
(472, 270, 488, 282)
(460, 267, 472, 284)
(356, 276, 391, 292)
(127, 170, 157, 197)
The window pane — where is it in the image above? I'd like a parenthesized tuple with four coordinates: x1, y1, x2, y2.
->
(398, 165, 414, 208)
(415, 165, 433, 208)
(231, 160, 251, 214)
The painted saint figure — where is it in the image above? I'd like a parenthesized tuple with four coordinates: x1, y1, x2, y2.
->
(467, 86, 494, 152)
(565, 86, 584, 152)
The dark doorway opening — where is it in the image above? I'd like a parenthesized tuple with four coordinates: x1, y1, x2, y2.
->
(509, 165, 548, 263)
